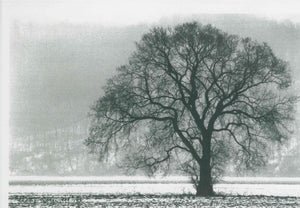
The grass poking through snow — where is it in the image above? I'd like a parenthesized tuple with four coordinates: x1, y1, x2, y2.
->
(9, 193, 300, 207)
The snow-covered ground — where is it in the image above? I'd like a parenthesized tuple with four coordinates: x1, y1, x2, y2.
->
(9, 176, 300, 197)
(9, 176, 300, 184)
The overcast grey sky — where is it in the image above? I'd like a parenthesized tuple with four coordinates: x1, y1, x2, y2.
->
(2, 0, 300, 25)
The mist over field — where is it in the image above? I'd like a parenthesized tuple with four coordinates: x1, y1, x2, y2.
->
(9, 14, 300, 177)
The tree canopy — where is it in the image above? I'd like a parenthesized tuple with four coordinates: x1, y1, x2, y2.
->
(86, 22, 297, 196)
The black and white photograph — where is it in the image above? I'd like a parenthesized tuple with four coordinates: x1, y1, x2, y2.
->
(1, 0, 300, 207)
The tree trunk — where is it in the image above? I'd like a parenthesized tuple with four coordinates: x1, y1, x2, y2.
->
(196, 139, 214, 196)
(196, 161, 213, 196)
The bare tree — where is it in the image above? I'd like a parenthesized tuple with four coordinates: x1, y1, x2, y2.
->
(86, 22, 297, 196)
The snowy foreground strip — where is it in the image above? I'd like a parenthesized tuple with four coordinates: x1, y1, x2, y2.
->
(9, 194, 300, 208)
(9, 176, 300, 185)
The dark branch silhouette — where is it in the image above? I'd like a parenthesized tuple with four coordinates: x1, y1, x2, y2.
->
(85, 22, 297, 196)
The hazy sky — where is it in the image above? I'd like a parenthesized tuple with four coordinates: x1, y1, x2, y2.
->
(2, 1, 300, 135)
(2, 0, 300, 25)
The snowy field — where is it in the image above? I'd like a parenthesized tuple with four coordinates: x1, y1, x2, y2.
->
(9, 194, 300, 207)
(9, 176, 300, 196)
(9, 177, 300, 207)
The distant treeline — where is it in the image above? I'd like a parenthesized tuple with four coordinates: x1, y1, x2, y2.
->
(9, 119, 300, 176)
